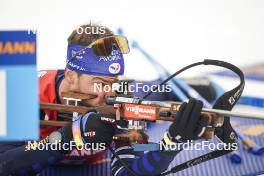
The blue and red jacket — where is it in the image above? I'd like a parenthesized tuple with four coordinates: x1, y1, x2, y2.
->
(39, 70, 109, 165)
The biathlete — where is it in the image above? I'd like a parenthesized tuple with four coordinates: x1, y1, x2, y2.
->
(0, 23, 209, 176)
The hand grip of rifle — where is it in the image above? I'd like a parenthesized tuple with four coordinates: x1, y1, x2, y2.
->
(158, 103, 224, 139)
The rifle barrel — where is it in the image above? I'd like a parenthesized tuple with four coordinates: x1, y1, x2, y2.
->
(202, 107, 264, 120)
(141, 100, 264, 120)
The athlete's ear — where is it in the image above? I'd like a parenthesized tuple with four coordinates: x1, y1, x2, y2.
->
(64, 69, 78, 85)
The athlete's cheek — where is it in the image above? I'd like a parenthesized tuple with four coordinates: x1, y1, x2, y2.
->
(95, 92, 106, 103)
(79, 84, 96, 95)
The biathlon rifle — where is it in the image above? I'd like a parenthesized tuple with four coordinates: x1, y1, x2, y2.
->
(39, 59, 264, 175)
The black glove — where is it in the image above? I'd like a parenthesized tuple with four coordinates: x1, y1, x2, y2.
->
(72, 112, 117, 148)
(168, 98, 209, 142)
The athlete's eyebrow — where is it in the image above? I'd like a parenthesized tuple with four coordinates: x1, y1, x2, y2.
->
(92, 76, 117, 83)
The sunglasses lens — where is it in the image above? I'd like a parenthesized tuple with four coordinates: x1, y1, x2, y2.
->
(92, 38, 112, 56)
(91, 35, 130, 56)
(114, 36, 130, 54)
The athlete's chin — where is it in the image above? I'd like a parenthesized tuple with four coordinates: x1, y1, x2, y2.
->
(82, 99, 106, 107)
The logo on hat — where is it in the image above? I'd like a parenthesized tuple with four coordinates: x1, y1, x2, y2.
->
(109, 63, 121, 74)
(99, 50, 122, 62)
(72, 50, 83, 59)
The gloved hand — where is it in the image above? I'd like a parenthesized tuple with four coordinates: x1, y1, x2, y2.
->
(167, 98, 209, 142)
(72, 112, 117, 147)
